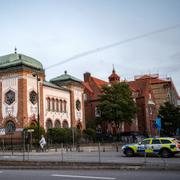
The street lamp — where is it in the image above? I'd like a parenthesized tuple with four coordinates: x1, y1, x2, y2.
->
(32, 73, 41, 144)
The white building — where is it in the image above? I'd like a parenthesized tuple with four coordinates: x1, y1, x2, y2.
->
(0, 51, 85, 134)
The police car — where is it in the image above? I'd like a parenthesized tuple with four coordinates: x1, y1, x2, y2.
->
(122, 137, 180, 158)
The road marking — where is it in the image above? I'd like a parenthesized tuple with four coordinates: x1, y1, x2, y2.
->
(0, 171, 3, 173)
(52, 174, 116, 179)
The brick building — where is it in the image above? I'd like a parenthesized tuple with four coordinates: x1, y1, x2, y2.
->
(83, 69, 179, 136)
(0, 51, 85, 135)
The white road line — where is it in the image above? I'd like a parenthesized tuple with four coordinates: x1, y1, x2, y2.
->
(51, 174, 116, 179)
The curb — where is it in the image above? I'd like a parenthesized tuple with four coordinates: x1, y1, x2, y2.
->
(0, 160, 180, 170)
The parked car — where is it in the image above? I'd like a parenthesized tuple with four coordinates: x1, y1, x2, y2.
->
(122, 137, 180, 158)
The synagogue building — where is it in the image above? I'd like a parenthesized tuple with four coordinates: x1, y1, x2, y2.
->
(0, 51, 85, 134)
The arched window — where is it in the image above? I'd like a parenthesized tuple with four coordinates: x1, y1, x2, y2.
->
(54, 119, 61, 128)
(5, 121, 16, 133)
(62, 120, 68, 128)
(46, 119, 53, 130)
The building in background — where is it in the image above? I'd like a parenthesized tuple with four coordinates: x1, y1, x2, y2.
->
(0, 51, 85, 135)
(83, 69, 179, 136)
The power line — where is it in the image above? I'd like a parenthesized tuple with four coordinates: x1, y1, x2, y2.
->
(45, 23, 180, 70)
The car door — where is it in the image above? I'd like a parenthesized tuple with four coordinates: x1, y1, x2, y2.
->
(150, 139, 162, 154)
(137, 139, 151, 154)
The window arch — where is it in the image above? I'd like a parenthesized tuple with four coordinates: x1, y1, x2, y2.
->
(46, 118, 53, 130)
(54, 119, 61, 128)
(30, 121, 36, 128)
(5, 121, 16, 133)
(62, 120, 69, 128)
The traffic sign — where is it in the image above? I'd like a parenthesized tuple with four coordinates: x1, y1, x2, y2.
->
(27, 129, 34, 132)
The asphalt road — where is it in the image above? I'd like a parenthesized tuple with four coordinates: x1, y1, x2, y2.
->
(1, 151, 180, 167)
(0, 169, 180, 180)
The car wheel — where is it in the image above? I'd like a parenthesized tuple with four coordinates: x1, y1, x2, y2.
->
(125, 148, 134, 157)
(160, 149, 171, 158)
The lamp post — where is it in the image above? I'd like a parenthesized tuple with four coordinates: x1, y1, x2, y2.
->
(33, 73, 40, 144)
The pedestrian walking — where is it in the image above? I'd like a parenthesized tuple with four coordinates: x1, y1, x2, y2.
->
(39, 135, 46, 151)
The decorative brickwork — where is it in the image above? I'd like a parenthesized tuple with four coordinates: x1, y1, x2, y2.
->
(1, 116, 18, 128)
(17, 78, 28, 127)
(39, 81, 44, 127)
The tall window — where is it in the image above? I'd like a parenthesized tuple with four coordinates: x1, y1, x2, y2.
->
(52, 98, 55, 111)
(29, 90, 37, 105)
(56, 99, 59, 112)
(60, 100, 62, 112)
(76, 99, 81, 111)
(55, 119, 61, 128)
(62, 120, 68, 128)
(47, 98, 50, 111)
(64, 100, 67, 113)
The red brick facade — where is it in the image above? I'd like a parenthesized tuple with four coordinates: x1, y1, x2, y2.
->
(17, 77, 28, 127)
(39, 81, 44, 127)
(83, 71, 179, 136)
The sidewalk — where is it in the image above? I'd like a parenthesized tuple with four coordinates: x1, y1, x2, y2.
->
(1, 148, 180, 170)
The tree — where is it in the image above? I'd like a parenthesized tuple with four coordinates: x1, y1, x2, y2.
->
(97, 82, 137, 126)
(158, 102, 180, 136)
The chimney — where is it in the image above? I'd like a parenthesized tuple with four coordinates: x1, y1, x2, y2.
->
(84, 72, 91, 82)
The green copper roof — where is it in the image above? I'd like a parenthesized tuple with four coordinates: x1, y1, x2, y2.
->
(43, 81, 70, 91)
(50, 71, 82, 83)
(0, 53, 43, 70)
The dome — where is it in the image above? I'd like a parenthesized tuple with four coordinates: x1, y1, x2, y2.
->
(0, 53, 43, 70)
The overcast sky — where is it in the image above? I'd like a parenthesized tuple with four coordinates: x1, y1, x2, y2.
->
(0, 0, 180, 94)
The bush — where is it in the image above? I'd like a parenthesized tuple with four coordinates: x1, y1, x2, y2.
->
(83, 128, 96, 142)
(47, 128, 82, 145)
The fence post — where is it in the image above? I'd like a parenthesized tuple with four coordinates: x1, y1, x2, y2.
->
(11, 133, 14, 155)
(27, 144, 30, 161)
(61, 143, 63, 162)
(2, 138, 5, 152)
(98, 142, 101, 163)
(23, 131, 25, 161)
